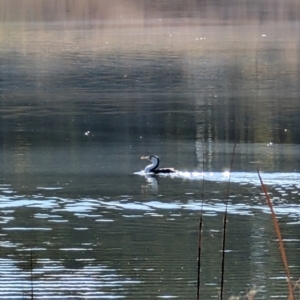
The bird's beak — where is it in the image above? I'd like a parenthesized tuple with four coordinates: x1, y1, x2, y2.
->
(141, 156, 150, 161)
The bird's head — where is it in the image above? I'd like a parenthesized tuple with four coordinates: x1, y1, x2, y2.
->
(141, 155, 159, 164)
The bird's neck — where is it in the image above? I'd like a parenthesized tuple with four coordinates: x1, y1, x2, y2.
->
(144, 159, 159, 173)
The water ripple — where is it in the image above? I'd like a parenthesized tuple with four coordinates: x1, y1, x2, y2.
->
(0, 258, 139, 299)
(96, 199, 300, 219)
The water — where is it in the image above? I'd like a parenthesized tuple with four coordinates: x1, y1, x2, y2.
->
(1, 1, 300, 299)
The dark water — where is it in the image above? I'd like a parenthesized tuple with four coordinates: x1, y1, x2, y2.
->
(1, 1, 300, 299)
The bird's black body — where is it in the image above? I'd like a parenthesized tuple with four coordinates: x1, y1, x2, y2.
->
(152, 168, 176, 174)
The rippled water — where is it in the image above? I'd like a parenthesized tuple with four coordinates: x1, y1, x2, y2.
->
(1, 1, 300, 299)
(0, 164, 300, 299)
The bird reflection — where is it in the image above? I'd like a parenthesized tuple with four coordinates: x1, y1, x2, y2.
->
(141, 173, 159, 194)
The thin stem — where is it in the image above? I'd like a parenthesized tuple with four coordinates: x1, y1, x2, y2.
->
(197, 147, 206, 300)
(220, 142, 236, 300)
(30, 250, 34, 300)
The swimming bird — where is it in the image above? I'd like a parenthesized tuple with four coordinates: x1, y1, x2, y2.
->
(141, 155, 176, 174)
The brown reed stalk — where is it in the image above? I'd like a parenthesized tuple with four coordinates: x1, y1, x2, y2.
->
(220, 143, 237, 300)
(257, 169, 294, 300)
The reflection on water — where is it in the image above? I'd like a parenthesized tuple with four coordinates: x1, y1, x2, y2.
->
(1, 1, 300, 299)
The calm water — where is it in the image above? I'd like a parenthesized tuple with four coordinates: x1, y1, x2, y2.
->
(1, 1, 300, 299)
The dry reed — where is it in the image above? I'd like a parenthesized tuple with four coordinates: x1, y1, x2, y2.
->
(257, 169, 294, 300)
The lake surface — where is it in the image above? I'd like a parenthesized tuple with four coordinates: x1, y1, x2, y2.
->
(0, 1, 300, 299)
